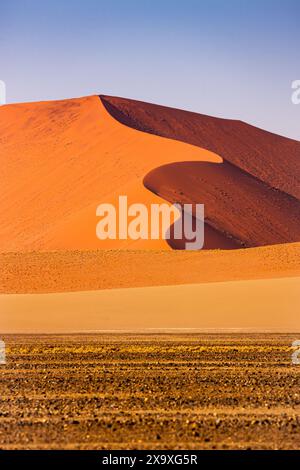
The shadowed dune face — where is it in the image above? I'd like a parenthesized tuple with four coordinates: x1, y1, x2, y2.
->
(101, 95, 300, 249)
(144, 161, 300, 248)
(100, 95, 300, 200)
(166, 218, 241, 250)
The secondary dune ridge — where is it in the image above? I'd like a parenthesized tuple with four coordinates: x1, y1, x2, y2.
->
(0, 243, 299, 294)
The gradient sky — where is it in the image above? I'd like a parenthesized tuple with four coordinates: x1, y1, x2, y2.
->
(1, 0, 300, 139)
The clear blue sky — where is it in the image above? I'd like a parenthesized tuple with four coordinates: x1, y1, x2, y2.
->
(1, 0, 300, 139)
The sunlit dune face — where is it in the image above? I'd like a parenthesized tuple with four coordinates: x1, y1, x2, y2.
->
(0, 96, 220, 251)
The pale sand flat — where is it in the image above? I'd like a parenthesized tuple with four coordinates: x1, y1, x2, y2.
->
(1, 277, 299, 333)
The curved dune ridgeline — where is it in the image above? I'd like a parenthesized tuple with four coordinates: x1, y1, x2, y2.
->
(101, 94, 300, 249)
(101, 95, 300, 199)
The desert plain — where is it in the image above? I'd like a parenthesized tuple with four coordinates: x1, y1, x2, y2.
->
(0, 333, 299, 450)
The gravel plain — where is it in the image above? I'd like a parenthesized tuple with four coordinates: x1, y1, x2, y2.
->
(0, 333, 299, 449)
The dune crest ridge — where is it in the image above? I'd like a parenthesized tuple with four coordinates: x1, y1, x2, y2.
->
(101, 95, 300, 198)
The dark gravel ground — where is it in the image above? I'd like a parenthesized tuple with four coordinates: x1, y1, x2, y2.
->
(0, 333, 299, 449)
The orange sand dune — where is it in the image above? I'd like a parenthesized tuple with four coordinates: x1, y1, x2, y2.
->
(0, 96, 219, 252)
(1, 95, 300, 332)
(0, 242, 299, 294)
(1, 94, 300, 252)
